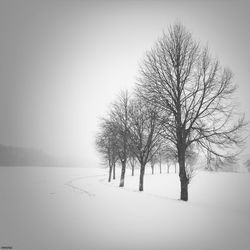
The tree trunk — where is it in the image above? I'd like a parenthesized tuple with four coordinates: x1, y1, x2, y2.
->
(139, 163, 145, 191)
(180, 177, 188, 201)
(175, 163, 177, 173)
(130, 157, 135, 176)
(119, 160, 126, 187)
(178, 151, 189, 201)
(112, 162, 116, 180)
(151, 163, 154, 175)
(167, 164, 170, 173)
(108, 163, 112, 182)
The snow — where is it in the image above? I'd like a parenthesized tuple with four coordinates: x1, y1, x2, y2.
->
(0, 166, 250, 250)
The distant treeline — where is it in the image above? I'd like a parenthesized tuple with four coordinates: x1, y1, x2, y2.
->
(0, 144, 59, 166)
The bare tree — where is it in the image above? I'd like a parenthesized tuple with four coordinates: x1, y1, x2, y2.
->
(137, 23, 247, 201)
(128, 151, 137, 176)
(150, 155, 156, 175)
(96, 118, 118, 182)
(110, 90, 130, 187)
(128, 97, 162, 191)
(158, 150, 163, 174)
(160, 144, 177, 174)
(154, 146, 164, 174)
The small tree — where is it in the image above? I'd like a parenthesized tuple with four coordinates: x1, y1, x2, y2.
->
(150, 155, 156, 175)
(161, 144, 177, 174)
(153, 146, 165, 174)
(96, 119, 118, 182)
(128, 151, 137, 176)
(128, 97, 162, 191)
(110, 90, 130, 187)
(157, 149, 163, 174)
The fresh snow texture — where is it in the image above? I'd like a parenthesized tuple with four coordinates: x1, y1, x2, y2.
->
(0, 166, 250, 250)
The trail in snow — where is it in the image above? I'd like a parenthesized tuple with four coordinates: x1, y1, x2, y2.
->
(65, 174, 106, 197)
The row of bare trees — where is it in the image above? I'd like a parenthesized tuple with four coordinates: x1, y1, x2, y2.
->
(96, 90, 172, 191)
(96, 23, 247, 201)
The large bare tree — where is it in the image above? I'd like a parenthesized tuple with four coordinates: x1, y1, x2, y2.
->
(137, 23, 247, 201)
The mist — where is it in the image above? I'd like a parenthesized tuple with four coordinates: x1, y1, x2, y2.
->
(0, 0, 249, 166)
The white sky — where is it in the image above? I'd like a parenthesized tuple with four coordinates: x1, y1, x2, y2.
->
(0, 0, 249, 165)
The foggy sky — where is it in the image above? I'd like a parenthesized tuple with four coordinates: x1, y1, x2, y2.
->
(0, 0, 249, 165)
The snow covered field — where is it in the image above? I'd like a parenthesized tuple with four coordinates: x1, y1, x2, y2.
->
(0, 166, 250, 250)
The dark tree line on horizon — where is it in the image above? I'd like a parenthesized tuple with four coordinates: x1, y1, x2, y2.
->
(96, 23, 248, 201)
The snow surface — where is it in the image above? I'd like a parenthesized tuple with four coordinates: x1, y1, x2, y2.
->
(0, 166, 250, 250)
